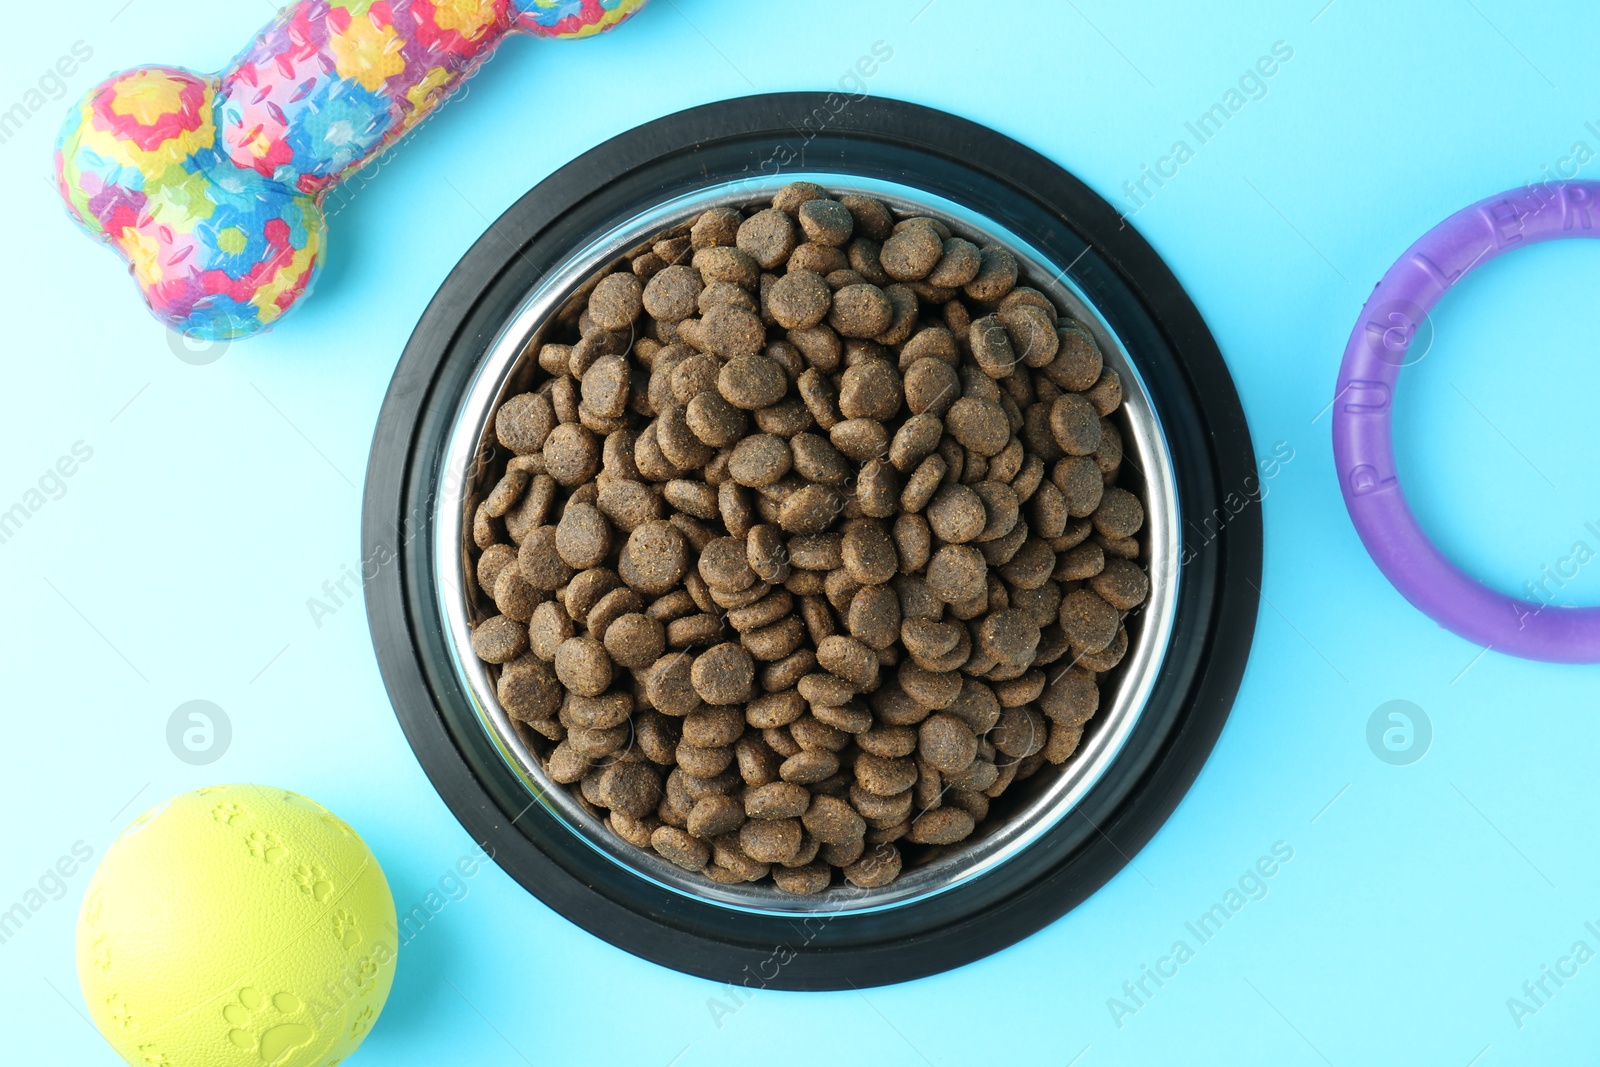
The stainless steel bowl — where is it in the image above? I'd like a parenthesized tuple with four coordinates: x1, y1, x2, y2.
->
(431, 172, 1180, 916)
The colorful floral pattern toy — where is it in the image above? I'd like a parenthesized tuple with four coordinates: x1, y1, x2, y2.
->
(55, 0, 648, 341)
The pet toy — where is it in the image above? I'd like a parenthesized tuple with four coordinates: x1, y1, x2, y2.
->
(77, 784, 397, 1067)
(1333, 179, 1600, 663)
(55, 0, 648, 341)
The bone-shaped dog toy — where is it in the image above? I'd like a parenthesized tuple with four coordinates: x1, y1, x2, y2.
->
(55, 0, 648, 341)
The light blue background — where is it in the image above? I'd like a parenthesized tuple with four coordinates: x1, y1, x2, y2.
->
(5, 0, 1600, 1063)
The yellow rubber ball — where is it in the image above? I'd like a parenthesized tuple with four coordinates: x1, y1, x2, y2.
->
(77, 784, 398, 1067)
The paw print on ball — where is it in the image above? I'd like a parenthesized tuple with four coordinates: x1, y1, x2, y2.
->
(350, 1005, 375, 1038)
(211, 801, 249, 825)
(294, 863, 334, 902)
(223, 987, 313, 1065)
(89, 935, 113, 973)
(332, 908, 362, 949)
(137, 1044, 175, 1067)
(106, 994, 135, 1031)
(245, 830, 288, 864)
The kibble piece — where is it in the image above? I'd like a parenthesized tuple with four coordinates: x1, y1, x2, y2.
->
(1055, 455, 1104, 518)
(767, 269, 832, 330)
(973, 481, 1020, 543)
(589, 272, 644, 330)
(682, 705, 746, 749)
(476, 543, 517, 595)
(543, 423, 601, 486)
(737, 207, 798, 269)
(747, 690, 806, 729)
(1092, 556, 1149, 610)
(999, 538, 1056, 591)
(740, 817, 803, 863)
(599, 762, 662, 818)
(719, 353, 788, 410)
(688, 794, 747, 839)
(483, 469, 528, 520)
(926, 544, 988, 604)
(829, 419, 889, 461)
(743, 615, 806, 661)
(603, 612, 665, 670)
(698, 536, 757, 592)
(879, 225, 943, 280)
(745, 525, 787, 584)
(499, 657, 561, 724)
(907, 808, 975, 846)
(652, 825, 711, 870)
(528, 600, 576, 661)
(844, 843, 902, 888)
(903, 358, 960, 419)
(813, 699, 872, 733)
(998, 304, 1060, 368)
(926, 237, 982, 288)
(471, 615, 527, 664)
(554, 636, 612, 697)
(700, 304, 766, 360)
(828, 284, 894, 339)
(798, 198, 855, 246)
(841, 524, 898, 586)
(691, 642, 756, 705)
(945, 397, 1010, 457)
(855, 752, 918, 796)
(899, 662, 963, 709)
(848, 585, 901, 650)
(992, 707, 1048, 758)
(970, 315, 1018, 379)
(788, 242, 848, 275)
(580, 355, 630, 420)
(496, 392, 557, 455)
(1086, 368, 1123, 416)
(926, 483, 986, 543)
(1093, 487, 1144, 540)
(947, 681, 998, 739)
(837, 358, 903, 420)
(847, 237, 893, 287)
(798, 672, 854, 708)
(493, 567, 538, 622)
(779, 484, 843, 535)
(1046, 325, 1104, 393)
(785, 717, 846, 757)
(555, 502, 612, 570)
(646, 652, 704, 716)
(964, 245, 1019, 302)
(802, 794, 866, 844)
(1079, 626, 1129, 672)
(780, 749, 840, 785)
(772, 862, 831, 895)
(832, 193, 889, 239)
(815, 635, 879, 689)
(518, 526, 574, 591)
(919, 713, 978, 774)
(852, 724, 915, 760)
(1051, 394, 1103, 456)
(619, 520, 689, 595)
(685, 391, 748, 448)
(1060, 588, 1121, 653)
(773, 181, 830, 216)
(745, 781, 811, 820)
(690, 206, 743, 249)
(727, 434, 793, 488)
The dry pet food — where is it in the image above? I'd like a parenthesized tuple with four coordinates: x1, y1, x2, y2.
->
(467, 182, 1150, 894)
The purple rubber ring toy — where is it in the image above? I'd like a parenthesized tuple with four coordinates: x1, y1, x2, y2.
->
(1333, 180, 1600, 663)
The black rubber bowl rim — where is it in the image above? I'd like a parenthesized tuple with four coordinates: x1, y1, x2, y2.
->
(363, 92, 1260, 990)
